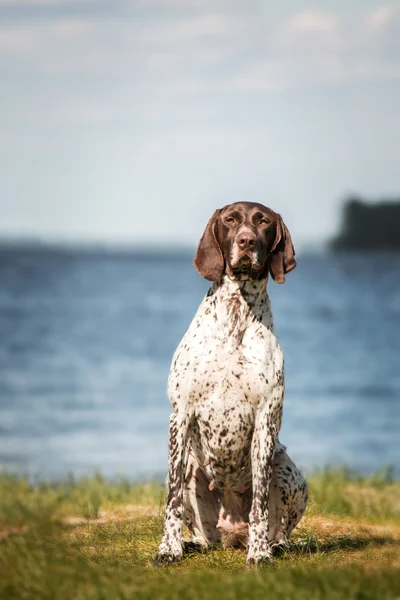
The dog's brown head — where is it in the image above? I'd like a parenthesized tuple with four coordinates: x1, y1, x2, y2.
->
(193, 202, 296, 284)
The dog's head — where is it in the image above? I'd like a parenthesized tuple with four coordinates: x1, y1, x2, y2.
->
(193, 202, 296, 284)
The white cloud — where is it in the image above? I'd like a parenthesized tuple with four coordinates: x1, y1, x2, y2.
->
(2, 3, 400, 92)
(285, 10, 339, 34)
(366, 3, 400, 27)
(133, 0, 249, 11)
(0, 0, 96, 5)
(53, 18, 92, 37)
(233, 4, 400, 90)
(0, 28, 33, 50)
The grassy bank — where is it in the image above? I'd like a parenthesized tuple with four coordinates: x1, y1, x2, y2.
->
(0, 468, 399, 599)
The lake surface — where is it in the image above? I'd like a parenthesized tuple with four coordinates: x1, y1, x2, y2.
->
(0, 246, 399, 479)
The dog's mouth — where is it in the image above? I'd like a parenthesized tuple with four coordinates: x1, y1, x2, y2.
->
(231, 254, 262, 277)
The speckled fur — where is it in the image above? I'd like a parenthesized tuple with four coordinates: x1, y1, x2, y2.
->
(154, 204, 308, 567)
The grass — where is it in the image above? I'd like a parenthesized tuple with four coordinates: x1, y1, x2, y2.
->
(0, 468, 399, 600)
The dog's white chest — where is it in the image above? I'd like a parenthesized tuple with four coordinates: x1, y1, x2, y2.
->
(168, 278, 284, 481)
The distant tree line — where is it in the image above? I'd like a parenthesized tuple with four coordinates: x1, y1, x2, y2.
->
(330, 197, 400, 250)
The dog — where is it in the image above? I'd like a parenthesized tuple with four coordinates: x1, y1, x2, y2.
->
(154, 202, 308, 566)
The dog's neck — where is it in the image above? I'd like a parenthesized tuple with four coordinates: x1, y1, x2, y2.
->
(207, 275, 273, 342)
(211, 274, 269, 305)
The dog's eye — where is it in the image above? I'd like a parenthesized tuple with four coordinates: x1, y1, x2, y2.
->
(225, 217, 235, 224)
(259, 218, 270, 225)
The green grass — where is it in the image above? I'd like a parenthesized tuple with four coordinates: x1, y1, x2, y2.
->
(307, 466, 400, 521)
(0, 469, 399, 600)
(0, 471, 165, 529)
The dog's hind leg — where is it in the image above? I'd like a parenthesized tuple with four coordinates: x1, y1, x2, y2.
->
(269, 446, 308, 548)
(183, 452, 222, 548)
(183, 446, 307, 553)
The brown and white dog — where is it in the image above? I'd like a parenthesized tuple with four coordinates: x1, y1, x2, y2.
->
(154, 202, 308, 566)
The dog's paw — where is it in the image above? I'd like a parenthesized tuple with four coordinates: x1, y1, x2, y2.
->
(183, 540, 208, 554)
(153, 539, 183, 567)
(271, 540, 291, 557)
(246, 547, 273, 567)
(153, 551, 183, 567)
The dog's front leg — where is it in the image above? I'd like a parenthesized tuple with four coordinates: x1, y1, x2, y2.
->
(247, 405, 279, 566)
(154, 409, 192, 566)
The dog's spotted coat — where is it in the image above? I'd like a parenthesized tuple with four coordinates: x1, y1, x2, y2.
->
(154, 203, 308, 566)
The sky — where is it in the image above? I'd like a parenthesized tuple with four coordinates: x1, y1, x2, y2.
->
(1, 0, 400, 249)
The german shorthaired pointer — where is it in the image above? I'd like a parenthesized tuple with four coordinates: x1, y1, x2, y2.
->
(154, 202, 308, 566)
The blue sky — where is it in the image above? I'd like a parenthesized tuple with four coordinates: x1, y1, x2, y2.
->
(1, 0, 400, 248)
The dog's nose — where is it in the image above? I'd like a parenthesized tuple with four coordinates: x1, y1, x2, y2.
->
(236, 233, 256, 251)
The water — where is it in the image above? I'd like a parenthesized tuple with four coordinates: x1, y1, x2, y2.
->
(0, 246, 399, 479)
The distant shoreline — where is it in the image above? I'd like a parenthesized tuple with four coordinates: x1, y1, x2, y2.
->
(330, 197, 400, 251)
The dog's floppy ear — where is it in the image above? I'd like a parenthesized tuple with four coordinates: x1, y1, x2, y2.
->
(269, 215, 296, 284)
(193, 209, 224, 282)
